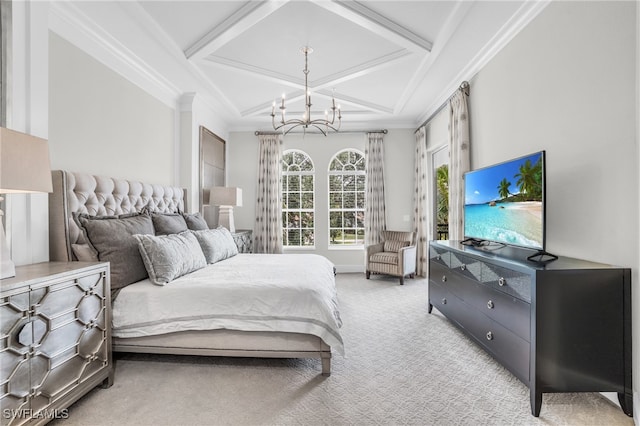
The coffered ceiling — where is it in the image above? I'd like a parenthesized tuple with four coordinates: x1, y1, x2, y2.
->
(49, 1, 549, 132)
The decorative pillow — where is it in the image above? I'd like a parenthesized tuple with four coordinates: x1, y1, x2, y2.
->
(72, 243, 98, 262)
(384, 240, 410, 253)
(191, 226, 238, 264)
(182, 212, 209, 231)
(151, 212, 188, 235)
(134, 231, 207, 285)
(74, 212, 154, 292)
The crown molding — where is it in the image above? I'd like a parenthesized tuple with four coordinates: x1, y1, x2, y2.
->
(49, 1, 181, 109)
(416, 0, 551, 126)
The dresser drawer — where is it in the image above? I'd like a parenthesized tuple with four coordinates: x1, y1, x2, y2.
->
(429, 281, 473, 330)
(448, 252, 483, 282)
(463, 283, 531, 341)
(429, 244, 451, 267)
(463, 307, 530, 384)
(482, 263, 532, 302)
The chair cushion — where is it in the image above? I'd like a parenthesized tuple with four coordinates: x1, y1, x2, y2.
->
(384, 240, 410, 253)
(370, 252, 398, 265)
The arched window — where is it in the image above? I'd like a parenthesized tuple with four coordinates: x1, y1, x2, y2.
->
(282, 150, 315, 247)
(328, 149, 366, 246)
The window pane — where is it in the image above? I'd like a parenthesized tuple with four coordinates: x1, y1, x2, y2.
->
(329, 175, 342, 190)
(344, 211, 355, 228)
(301, 175, 314, 191)
(302, 229, 314, 246)
(302, 192, 314, 209)
(287, 175, 300, 191)
(287, 229, 301, 246)
(301, 212, 314, 227)
(344, 192, 355, 209)
(343, 175, 356, 191)
(330, 211, 342, 227)
(288, 193, 300, 208)
(329, 192, 342, 209)
(356, 175, 365, 191)
(356, 193, 365, 209)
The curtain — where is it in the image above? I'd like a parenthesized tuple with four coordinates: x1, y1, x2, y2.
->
(412, 126, 429, 276)
(254, 134, 283, 254)
(364, 132, 386, 246)
(448, 88, 470, 241)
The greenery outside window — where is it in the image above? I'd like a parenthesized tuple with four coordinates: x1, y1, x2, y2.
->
(328, 149, 365, 246)
(282, 150, 315, 247)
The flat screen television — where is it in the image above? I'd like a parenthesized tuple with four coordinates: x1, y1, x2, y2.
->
(463, 151, 546, 252)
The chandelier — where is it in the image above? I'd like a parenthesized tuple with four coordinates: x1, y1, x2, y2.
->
(271, 47, 341, 136)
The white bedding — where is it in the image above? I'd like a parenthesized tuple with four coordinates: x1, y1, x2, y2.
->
(111, 253, 344, 354)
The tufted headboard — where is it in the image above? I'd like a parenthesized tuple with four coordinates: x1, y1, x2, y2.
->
(49, 170, 188, 262)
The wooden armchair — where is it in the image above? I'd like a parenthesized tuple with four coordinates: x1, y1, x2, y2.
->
(365, 230, 416, 285)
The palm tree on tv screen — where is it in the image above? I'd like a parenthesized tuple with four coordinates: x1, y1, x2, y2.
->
(497, 178, 512, 200)
(514, 158, 543, 201)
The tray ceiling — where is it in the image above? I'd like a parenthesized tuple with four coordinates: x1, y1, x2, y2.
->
(50, 1, 549, 132)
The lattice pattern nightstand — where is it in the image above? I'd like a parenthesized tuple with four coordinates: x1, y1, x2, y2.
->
(231, 230, 253, 253)
(0, 262, 113, 425)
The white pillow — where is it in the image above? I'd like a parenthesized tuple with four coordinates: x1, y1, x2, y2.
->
(191, 226, 239, 264)
(134, 231, 206, 285)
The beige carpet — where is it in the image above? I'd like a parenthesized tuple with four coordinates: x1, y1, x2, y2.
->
(52, 273, 633, 426)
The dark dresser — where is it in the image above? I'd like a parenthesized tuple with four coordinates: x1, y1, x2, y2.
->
(428, 240, 632, 417)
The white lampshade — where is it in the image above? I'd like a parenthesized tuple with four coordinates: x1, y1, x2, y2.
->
(210, 187, 243, 207)
(0, 127, 53, 193)
(0, 127, 53, 279)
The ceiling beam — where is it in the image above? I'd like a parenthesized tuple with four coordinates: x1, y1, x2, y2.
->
(185, 0, 290, 61)
(311, 0, 432, 54)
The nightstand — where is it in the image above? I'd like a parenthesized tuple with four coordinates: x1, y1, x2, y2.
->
(231, 229, 253, 253)
(0, 262, 113, 425)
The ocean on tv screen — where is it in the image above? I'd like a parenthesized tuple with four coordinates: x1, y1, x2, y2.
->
(464, 202, 543, 248)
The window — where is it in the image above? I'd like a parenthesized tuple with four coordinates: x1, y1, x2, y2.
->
(433, 146, 449, 240)
(328, 149, 365, 246)
(282, 150, 315, 247)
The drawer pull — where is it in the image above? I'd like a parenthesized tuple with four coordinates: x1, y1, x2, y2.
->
(436, 255, 441, 261)
(441, 275, 447, 283)
(460, 264, 466, 271)
(486, 331, 494, 341)
(441, 298, 447, 305)
(498, 277, 506, 286)
(487, 300, 494, 309)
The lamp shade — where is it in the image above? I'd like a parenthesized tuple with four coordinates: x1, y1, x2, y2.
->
(210, 187, 242, 207)
(0, 127, 53, 193)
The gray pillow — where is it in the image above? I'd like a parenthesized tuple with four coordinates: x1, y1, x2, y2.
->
(191, 226, 238, 264)
(134, 231, 207, 285)
(182, 212, 209, 230)
(151, 212, 188, 235)
(74, 212, 154, 292)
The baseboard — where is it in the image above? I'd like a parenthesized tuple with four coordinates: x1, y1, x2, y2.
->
(335, 265, 365, 273)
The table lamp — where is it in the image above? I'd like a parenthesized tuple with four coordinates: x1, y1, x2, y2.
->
(0, 127, 53, 279)
(210, 187, 242, 233)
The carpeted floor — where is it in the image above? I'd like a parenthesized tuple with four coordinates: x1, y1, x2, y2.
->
(52, 273, 633, 426)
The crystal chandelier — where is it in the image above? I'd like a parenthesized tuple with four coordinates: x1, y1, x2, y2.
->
(271, 47, 341, 136)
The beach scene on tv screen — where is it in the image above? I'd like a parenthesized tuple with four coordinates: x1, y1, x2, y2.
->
(464, 152, 544, 249)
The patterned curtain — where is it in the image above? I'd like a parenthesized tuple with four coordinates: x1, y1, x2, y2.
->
(412, 126, 429, 277)
(254, 134, 283, 254)
(448, 87, 470, 241)
(364, 132, 386, 246)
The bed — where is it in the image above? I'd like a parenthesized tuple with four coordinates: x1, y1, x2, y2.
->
(48, 170, 343, 375)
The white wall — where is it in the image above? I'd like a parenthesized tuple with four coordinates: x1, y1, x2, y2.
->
(465, 0, 638, 415)
(227, 129, 414, 271)
(49, 32, 176, 186)
(5, 1, 50, 267)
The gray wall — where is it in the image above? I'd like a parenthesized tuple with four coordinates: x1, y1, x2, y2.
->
(48, 32, 176, 186)
(466, 0, 638, 413)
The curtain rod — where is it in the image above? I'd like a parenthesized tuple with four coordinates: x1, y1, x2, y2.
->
(254, 129, 388, 136)
(414, 81, 469, 133)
